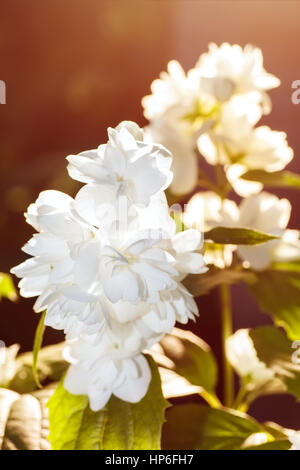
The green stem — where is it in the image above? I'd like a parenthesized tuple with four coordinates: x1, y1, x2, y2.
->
(200, 390, 222, 409)
(232, 383, 248, 410)
(236, 402, 250, 413)
(219, 284, 234, 407)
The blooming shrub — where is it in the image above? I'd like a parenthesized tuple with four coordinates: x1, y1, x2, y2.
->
(1, 43, 300, 450)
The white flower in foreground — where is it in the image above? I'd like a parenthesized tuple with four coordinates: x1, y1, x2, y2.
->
(196, 42, 280, 111)
(237, 192, 291, 271)
(11, 120, 208, 408)
(11, 190, 93, 299)
(38, 279, 198, 346)
(100, 234, 178, 305)
(226, 329, 274, 386)
(289, 431, 300, 450)
(67, 121, 173, 207)
(63, 337, 151, 411)
(184, 191, 238, 268)
(12, 190, 205, 342)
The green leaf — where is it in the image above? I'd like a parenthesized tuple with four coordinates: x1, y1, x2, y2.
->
(0, 273, 17, 302)
(205, 226, 278, 245)
(32, 311, 46, 389)
(249, 326, 300, 400)
(262, 421, 290, 440)
(241, 169, 300, 190)
(184, 267, 256, 296)
(48, 355, 169, 450)
(9, 343, 67, 394)
(157, 328, 218, 394)
(162, 404, 270, 450)
(248, 269, 300, 340)
(48, 381, 105, 450)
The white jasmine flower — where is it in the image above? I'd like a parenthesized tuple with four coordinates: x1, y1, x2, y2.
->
(67, 121, 173, 207)
(73, 189, 206, 306)
(11, 120, 208, 408)
(225, 164, 264, 198)
(142, 61, 221, 196)
(12, 188, 205, 340)
(196, 42, 280, 111)
(184, 191, 239, 231)
(237, 192, 291, 271)
(144, 120, 198, 195)
(272, 229, 300, 263)
(63, 336, 151, 411)
(100, 234, 178, 304)
(198, 116, 293, 197)
(226, 329, 275, 386)
(12, 195, 204, 335)
(42, 279, 198, 345)
(142, 60, 196, 121)
(143, 44, 279, 197)
(11, 190, 94, 299)
(11, 139, 205, 341)
(228, 127, 293, 172)
(289, 431, 300, 450)
(184, 191, 295, 271)
(184, 191, 238, 268)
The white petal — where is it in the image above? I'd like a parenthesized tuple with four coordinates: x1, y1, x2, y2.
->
(113, 355, 151, 403)
(103, 267, 142, 303)
(172, 229, 202, 253)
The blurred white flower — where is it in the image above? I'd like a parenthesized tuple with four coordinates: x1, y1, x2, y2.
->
(226, 329, 274, 386)
(198, 115, 293, 197)
(272, 229, 300, 263)
(142, 61, 217, 196)
(144, 120, 198, 195)
(196, 42, 280, 112)
(184, 191, 238, 268)
(184, 191, 297, 271)
(237, 192, 291, 270)
(289, 431, 300, 450)
(225, 164, 264, 198)
(184, 191, 239, 231)
(143, 43, 278, 196)
(142, 60, 196, 121)
(142, 59, 231, 196)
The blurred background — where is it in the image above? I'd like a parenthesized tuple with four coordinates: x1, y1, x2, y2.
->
(1, 0, 300, 426)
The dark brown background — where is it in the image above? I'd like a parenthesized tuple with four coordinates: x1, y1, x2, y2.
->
(1, 0, 300, 427)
